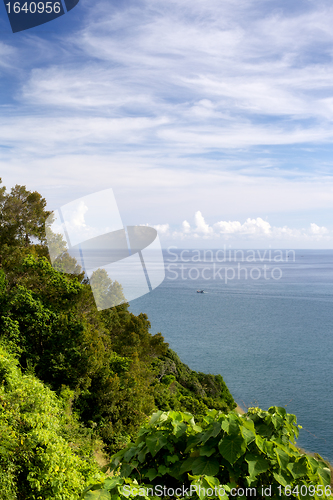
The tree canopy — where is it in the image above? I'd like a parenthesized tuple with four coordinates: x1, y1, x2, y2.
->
(0, 179, 51, 248)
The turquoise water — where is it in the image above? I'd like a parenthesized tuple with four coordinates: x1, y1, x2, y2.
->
(129, 249, 333, 462)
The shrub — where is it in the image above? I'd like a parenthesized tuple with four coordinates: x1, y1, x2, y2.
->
(84, 408, 332, 499)
(0, 344, 102, 499)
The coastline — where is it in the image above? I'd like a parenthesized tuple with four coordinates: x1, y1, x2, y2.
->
(235, 403, 245, 414)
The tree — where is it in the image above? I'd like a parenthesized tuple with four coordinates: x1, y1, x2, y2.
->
(89, 268, 126, 310)
(0, 179, 51, 248)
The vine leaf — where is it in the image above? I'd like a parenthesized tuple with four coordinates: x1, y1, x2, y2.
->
(218, 434, 247, 465)
(201, 422, 222, 443)
(240, 426, 255, 445)
(272, 469, 290, 487)
(179, 457, 196, 474)
(84, 490, 111, 499)
(245, 453, 270, 479)
(192, 457, 220, 476)
(146, 434, 167, 457)
(287, 459, 308, 479)
(146, 468, 159, 481)
(274, 448, 289, 470)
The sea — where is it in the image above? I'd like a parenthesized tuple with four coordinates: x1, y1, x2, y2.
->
(129, 248, 333, 463)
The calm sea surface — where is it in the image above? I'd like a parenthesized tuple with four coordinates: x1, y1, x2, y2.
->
(129, 249, 333, 463)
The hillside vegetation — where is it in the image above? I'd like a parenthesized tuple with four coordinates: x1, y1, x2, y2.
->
(0, 179, 331, 499)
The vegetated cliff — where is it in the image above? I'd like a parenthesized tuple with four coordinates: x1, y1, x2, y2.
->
(152, 348, 236, 416)
(0, 180, 236, 457)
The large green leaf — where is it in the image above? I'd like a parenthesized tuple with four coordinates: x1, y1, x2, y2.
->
(146, 468, 159, 481)
(120, 463, 134, 477)
(201, 422, 222, 443)
(272, 469, 291, 487)
(171, 421, 187, 437)
(192, 457, 220, 476)
(149, 411, 167, 426)
(199, 442, 216, 457)
(240, 425, 255, 445)
(146, 436, 158, 457)
(274, 448, 289, 470)
(221, 418, 239, 435)
(287, 459, 307, 479)
(242, 419, 255, 432)
(123, 446, 138, 462)
(245, 453, 270, 479)
(271, 414, 283, 430)
(102, 477, 124, 490)
(146, 433, 168, 457)
(137, 445, 149, 463)
(202, 476, 229, 500)
(202, 475, 220, 488)
(167, 410, 180, 420)
(185, 433, 205, 452)
(306, 456, 319, 474)
(84, 490, 111, 500)
(179, 456, 197, 475)
(318, 467, 331, 486)
(255, 423, 272, 437)
(218, 434, 247, 464)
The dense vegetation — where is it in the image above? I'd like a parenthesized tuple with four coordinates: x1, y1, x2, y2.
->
(0, 180, 331, 498)
(0, 180, 239, 497)
(85, 409, 332, 499)
(0, 344, 102, 499)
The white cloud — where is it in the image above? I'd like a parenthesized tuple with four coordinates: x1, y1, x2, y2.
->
(182, 220, 191, 233)
(69, 200, 88, 228)
(153, 223, 170, 234)
(309, 222, 329, 235)
(152, 213, 331, 243)
(214, 217, 271, 235)
(194, 211, 214, 235)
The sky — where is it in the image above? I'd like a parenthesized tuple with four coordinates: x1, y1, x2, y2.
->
(1, 0, 333, 248)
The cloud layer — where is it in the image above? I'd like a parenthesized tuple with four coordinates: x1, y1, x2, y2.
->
(153, 211, 332, 245)
(1, 0, 333, 246)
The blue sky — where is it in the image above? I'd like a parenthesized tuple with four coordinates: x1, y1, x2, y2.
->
(1, 0, 333, 248)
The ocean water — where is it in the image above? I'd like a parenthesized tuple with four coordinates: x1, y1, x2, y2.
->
(129, 249, 333, 463)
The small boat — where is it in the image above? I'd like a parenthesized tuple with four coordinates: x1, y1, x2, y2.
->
(196, 290, 205, 293)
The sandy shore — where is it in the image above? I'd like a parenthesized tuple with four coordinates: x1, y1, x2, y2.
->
(235, 403, 245, 414)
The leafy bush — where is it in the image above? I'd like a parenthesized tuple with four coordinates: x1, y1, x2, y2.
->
(84, 409, 332, 499)
(152, 349, 236, 417)
(0, 344, 102, 499)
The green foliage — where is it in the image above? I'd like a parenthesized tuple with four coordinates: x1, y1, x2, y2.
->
(89, 268, 126, 310)
(0, 179, 51, 248)
(0, 248, 237, 457)
(0, 344, 102, 500)
(152, 349, 236, 416)
(86, 409, 332, 499)
(0, 255, 104, 391)
(0, 181, 237, 457)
